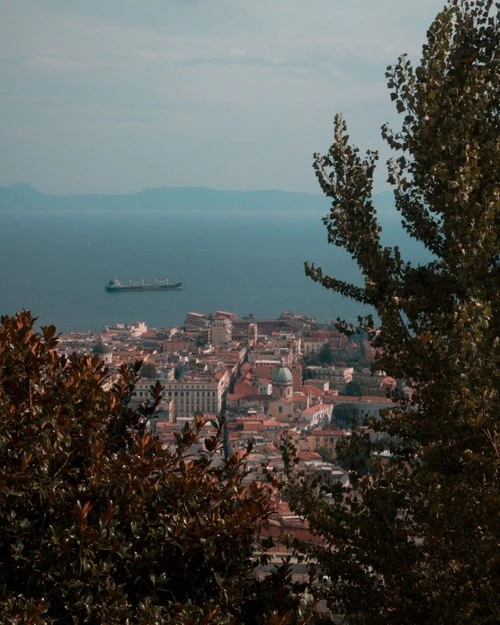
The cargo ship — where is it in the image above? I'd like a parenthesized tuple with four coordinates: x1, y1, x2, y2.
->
(105, 277, 182, 292)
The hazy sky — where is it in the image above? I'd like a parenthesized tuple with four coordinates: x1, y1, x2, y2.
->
(1, 0, 446, 195)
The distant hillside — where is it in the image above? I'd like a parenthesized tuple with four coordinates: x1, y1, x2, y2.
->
(0, 183, 396, 215)
(0, 183, 324, 212)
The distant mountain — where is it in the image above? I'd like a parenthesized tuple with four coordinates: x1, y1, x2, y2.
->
(0, 183, 396, 216)
(0, 183, 325, 212)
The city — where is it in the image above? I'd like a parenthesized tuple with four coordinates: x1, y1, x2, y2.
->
(2, 0, 497, 621)
(57, 308, 397, 577)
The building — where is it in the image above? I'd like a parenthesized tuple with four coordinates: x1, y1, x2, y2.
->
(247, 322, 258, 347)
(299, 403, 332, 428)
(301, 330, 348, 356)
(253, 360, 302, 390)
(160, 370, 230, 422)
(214, 310, 238, 321)
(304, 365, 354, 390)
(329, 395, 394, 424)
(91, 340, 113, 365)
(210, 317, 232, 348)
(267, 398, 294, 422)
(306, 428, 346, 456)
(271, 362, 294, 400)
(185, 312, 210, 330)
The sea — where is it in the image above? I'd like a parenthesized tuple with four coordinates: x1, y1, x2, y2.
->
(0, 205, 425, 334)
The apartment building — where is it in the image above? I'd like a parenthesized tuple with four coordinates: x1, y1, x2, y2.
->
(210, 317, 232, 348)
(301, 330, 348, 356)
(161, 370, 230, 422)
(304, 365, 354, 389)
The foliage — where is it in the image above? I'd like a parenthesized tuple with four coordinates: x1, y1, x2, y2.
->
(331, 403, 360, 428)
(343, 381, 363, 397)
(0, 311, 307, 624)
(174, 364, 185, 380)
(294, 1, 500, 623)
(302, 349, 334, 369)
(317, 344, 334, 365)
(334, 430, 377, 480)
(315, 447, 337, 464)
(140, 362, 157, 379)
(303, 348, 354, 369)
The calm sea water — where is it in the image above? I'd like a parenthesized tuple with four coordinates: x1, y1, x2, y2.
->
(1, 207, 417, 333)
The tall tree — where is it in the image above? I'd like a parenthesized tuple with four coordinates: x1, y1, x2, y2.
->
(291, 1, 500, 623)
(0, 311, 306, 624)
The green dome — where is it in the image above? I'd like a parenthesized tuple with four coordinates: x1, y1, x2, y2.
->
(272, 365, 293, 385)
(92, 341, 111, 355)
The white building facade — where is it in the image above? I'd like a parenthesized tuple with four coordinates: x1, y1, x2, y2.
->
(210, 318, 232, 348)
(162, 371, 230, 421)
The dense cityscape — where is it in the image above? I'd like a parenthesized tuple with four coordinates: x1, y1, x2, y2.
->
(57, 308, 396, 581)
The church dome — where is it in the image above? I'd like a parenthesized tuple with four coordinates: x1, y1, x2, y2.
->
(272, 364, 293, 385)
(92, 341, 111, 355)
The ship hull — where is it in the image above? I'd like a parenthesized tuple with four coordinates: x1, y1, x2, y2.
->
(105, 282, 182, 292)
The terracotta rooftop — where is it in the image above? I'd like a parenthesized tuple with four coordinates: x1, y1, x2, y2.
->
(310, 429, 345, 437)
(298, 450, 322, 461)
(302, 403, 330, 414)
(300, 385, 324, 396)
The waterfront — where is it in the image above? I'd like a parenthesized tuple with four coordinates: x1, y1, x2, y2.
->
(0, 201, 428, 333)
(0, 207, 363, 331)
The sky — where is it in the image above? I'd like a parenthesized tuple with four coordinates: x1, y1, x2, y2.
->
(1, 0, 448, 195)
